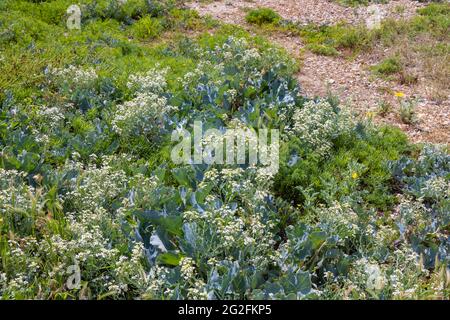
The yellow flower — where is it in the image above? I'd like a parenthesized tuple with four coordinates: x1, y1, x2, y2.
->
(352, 172, 359, 179)
(394, 91, 405, 98)
(366, 111, 375, 119)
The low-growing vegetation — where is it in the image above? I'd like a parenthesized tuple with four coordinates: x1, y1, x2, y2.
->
(371, 57, 403, 76)
(0, 0, 448, 300)
(398, 98, 418, 124)
(299, 3, 449, 53)
(245, 8, 281, 26)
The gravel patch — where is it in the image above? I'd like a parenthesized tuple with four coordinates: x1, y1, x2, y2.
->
(187, 0, 425, 26)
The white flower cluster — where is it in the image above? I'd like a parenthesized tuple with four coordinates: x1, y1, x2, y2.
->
(288, 99, 354, 157)
(0, 168, 36, 215)
(180, 37, 271, 93)
(186, 279, 208, 300)
(46, 223, 119, 263)
(112, 92, 175, 136)
(0, 272, 7, 292)
(201, 166, 274, 204)
(396, 196, 430, 232)
(242, 48, 261, 64)
(0, 157, 160, 298)
(177, 258, 214, 300)
(63, 158, 129, 211)
(337, 237, 442, 299)
(218, 37, 261, 64)
(386, 246, 424, 299)
(373, 224, 398, 248)
(218, 37, 261, 66)
(180, 60, 224, 89)
(180, 257, 196, 281)
(144, 265, 171, 298)
(127, 67, 169, 94)
(112, 68, 176, 139)
(1, 239, 41, 296)
(185, 167, 278, 269)
(50, 65, 98, 87)
(110, 242, 148, 295)
(316, 202, 360, 242)
(420, 176, 449, 201)
(36, 105, 66, 130)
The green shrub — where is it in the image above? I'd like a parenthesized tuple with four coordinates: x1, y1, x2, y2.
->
(398, 99, 418, 124)
(130, 15, 163, 39)
(306, 43, 340, 56)
(371, 57, 402, 75)
(245, 8, 281, 26)
(274, 115, 410, 212)
(332, 24, 371, 49)
(300, 23, 371, 54)
(301, 2, 449, 57)
(168, 8, 206, 30)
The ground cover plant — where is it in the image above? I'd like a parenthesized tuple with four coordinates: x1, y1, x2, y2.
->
(0, 0, 449, 300)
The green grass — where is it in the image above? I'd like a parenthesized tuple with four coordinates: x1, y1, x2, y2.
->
(129, 15, 164, 39)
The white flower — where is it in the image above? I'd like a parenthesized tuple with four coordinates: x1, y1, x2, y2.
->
(180, 257, 196, 281)
(112, 92, 175, 137)
(127, 67, 169, 94)
(288, 99, 354, 157)
(50, 65, 98, 86)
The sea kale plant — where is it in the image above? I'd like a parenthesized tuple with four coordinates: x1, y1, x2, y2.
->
(0, 0, 449, 300)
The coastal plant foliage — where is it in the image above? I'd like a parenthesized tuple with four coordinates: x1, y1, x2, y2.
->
(0, 1, 449, 300)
